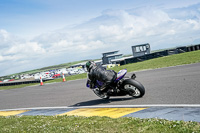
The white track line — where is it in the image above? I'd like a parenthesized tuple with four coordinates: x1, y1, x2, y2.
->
(1, 104, 200, 111)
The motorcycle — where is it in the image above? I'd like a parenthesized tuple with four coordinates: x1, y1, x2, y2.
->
(86, 69, 145, 99)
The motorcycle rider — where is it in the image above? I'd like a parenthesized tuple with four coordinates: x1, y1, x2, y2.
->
(86, 61, 117, 92)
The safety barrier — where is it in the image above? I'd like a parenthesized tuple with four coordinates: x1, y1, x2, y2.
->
(123, 44, 200, 65)
(0, 79, 54, 86)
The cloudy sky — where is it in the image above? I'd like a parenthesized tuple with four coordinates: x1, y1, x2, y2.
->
(0, 0, 200, 76)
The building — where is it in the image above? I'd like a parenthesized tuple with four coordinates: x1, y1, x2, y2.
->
(132, 43, 151, 57)
(102, 50, 123, 64)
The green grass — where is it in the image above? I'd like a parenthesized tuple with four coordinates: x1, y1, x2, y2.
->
(46, 73, 87, 83)
(1, 50, 200, 90)
(112, 50, 200, 72)
(0, 83, 39, 90)
(0, 115, 199, 133)
(0, 74, 88, 90)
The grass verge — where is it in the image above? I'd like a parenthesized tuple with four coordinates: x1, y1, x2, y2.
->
(0, 115, 200, 133)
(1, 50, 200, 90)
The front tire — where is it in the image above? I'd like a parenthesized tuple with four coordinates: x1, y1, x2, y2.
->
(122, 79, 145, 98)
(93, 89, 110, 99)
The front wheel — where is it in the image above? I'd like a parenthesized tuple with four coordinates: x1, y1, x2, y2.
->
(122, 79, 145, 98)
(93, 89, 110, 99)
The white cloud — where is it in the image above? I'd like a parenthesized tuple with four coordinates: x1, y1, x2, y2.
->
(1, 3, 200, 76)
(0, 29, 16, 48)
(186, 19, 200, 30)
(5, 42, 46, 56)
(0, 29, 9, 41)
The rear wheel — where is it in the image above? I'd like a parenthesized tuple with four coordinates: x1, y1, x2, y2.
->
(122, 79, 145, 98)
(93, 89, 110, 99)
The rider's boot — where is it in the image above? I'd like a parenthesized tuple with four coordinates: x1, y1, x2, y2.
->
(99, 84, 107, 91)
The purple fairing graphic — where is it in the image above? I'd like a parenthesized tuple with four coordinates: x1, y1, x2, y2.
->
(115, 69, 127, 82)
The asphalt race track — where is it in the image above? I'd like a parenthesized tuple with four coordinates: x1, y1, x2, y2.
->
(0, 63, 200, 110)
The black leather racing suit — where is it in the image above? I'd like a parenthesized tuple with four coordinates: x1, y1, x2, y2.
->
(88, 64, 117, 90)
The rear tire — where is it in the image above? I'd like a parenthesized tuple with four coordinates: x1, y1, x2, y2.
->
(122, 79, 145, 98)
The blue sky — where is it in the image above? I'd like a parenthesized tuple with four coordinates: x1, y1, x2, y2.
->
(0, 0, 200, 76)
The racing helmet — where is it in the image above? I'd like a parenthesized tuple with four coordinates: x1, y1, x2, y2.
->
(86, 61, 95, 72)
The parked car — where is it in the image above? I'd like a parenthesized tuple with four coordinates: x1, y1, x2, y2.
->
(52, 74, 61, 78)
(3, 79, 9, 82)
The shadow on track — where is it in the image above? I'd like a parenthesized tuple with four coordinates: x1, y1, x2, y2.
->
(70, 97, 135, 107)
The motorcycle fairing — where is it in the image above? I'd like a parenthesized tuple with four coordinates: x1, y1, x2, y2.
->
(115, 69, 127, 81)
(86, 79, 103, 88)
